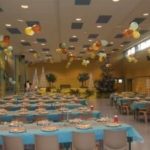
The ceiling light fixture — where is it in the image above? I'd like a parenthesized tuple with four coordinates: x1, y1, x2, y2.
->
(17, 19, 24, 22)
(41, 43, 46, 46)
(110, 41, 114, 45)
(72, 35, 77, 38)
(112, 0, 120, 2)
(88, 39, 92, 42)
(21, 39, 25, 42)
(5, 24, 11, 27)
(120, 44, 124, 47)
(96, 25, 102, 28)
(143, 13, 149, 16)
(21, 5, 29, 9)
(75, 18, 82, 21)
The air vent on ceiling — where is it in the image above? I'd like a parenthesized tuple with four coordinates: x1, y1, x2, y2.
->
(71, 22, 83, 29)
(7, 28, 21, 34)
(121, 41, 131, 45)
(88, 34, 99, 39)
(132, 17, 146, 24)
(21, 42, 31, 46)
(69, 37, 78, 42)
(96, 15, 112, 23)
(36, 38, 47, 43)
(0, 8, 3, 12)
(26, 21, 40, 26)
(114, 33, 123, 38)
(75, 0, 91, 5)
(42, 48, 50, 51)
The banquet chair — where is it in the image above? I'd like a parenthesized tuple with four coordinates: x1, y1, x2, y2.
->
(35, 135, 60, 150)
(72, 132, 97, 150)
(137, 104, 150, 123)
(14, 116, 28, 123)
(103, 130, 128, 150)
(34, 115, 48, 122)
(2, 136, 24, 150)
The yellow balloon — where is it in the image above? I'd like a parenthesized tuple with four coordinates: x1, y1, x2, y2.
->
(132, 31, 140, 39)
(25, 27, 35, 36)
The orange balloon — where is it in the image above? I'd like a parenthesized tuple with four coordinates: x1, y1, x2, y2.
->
(3, 35, 10, 44)
(123, 29, 133, 37)
(32, 24, 41, 33)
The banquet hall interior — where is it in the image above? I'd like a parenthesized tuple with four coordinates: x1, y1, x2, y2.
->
(0, 0, 150, 150)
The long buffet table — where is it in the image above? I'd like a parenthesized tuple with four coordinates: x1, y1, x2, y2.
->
(0, 121, 143, 145)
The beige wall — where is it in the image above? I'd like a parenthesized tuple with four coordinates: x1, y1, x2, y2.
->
(113, 49, 150, 94)
(28, 60, 103, 88)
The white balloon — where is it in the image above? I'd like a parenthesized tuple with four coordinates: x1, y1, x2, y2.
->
(101, 40, 108, 46)
(129, 22, 139, 30)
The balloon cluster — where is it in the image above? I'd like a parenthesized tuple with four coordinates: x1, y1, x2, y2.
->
(65, 52, 76, 68)
(123, 22, 140, 39)
(0, 34, 13, 68)
(97, 52, 107, 62)
(82, 59, 90, 67)
(56, 43, 68, 54)
(25, 24, 41, 36)
(126, 55, 138, 63)
(8, 77, 16, 85)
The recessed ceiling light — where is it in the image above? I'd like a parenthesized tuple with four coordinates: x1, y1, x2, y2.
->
(110, 41, 114, 45)
(5, 24, 11, 27)
(120, 44, 124, 47)
(17, 19, 24, 22)
(72, 35, 77, 38)
(41, 43, 46, 46)
(33, 41, 38, 44)
(112, 0, 120, 2)
(88, 39, 92, 42)
(21, 5, 29, 9)
(29, 49, 34, 51)
(143, 13, 149, 16)
(21, 39, 25, 42)
(70, 45, 74, 48)
(75, 18, 82, 21)
(96, 25, 102, 28)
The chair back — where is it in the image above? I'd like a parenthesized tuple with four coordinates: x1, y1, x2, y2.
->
(3, 136, 24, 150)
(35, 135, 59, 150)
(103, 130, 128, 150)
(72, 132, 96, 150)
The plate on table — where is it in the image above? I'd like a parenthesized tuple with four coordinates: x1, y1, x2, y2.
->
(76, 124, 91, 129)
(106, 123, 121, 127)
(41, 126, 58, 132)
(69, 119, 82, 124)
(9, 127, 26, 133)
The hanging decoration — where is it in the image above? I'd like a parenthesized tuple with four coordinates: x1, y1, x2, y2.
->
(97, 52, 107, 62)
(0, 34, 13, 68)
(82, 59, 90, 67)
(126, 55, 138, 63)
(123, 22, 140, 39)
(25, 24, 41, 36)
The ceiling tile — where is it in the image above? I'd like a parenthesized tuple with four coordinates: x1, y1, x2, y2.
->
(36, 38, 47, 43)
(88, 34, 99, 39)
(132, 17, 146, 24)
(69, 37, 78, 42)
(71, 22, 83, 29)
(96, 15, 112, 23)
(7, 28, 21, 34)
(21, 42, 31, 46)
(75, 0, 91, 5)
(26, 21, 40, 26)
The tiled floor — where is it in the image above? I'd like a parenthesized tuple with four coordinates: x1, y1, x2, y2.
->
(88, 97, 150, 150)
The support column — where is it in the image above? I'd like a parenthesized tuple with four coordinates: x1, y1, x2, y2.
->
(0, 52, 6, 97)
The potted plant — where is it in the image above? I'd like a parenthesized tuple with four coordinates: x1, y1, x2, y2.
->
(46, 73, 57, 88)
(78, 73, 89, 88)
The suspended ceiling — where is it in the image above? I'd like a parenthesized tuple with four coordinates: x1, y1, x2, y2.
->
(0, 0, 150, 63)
